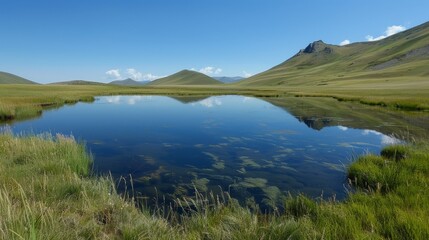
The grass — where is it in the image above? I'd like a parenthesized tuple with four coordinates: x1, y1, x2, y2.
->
(1, 131, 428, 239)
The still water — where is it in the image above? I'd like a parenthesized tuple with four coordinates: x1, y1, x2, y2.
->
(2, 95, 402, 209)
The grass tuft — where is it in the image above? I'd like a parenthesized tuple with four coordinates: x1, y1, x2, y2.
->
(381, 144, 409, 161)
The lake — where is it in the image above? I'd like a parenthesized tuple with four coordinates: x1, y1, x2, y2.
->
(3, 95, 428, 210)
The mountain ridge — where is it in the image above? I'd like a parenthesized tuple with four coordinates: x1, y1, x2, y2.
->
(147, 70, 223, 86)
(213, 76, 244, 83)
(49, 80, 106, 85)
(109, 78, 149, 86)
(237, 21, 429, 87)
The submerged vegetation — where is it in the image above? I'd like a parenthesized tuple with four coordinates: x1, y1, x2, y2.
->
(0, 132, 428, 239)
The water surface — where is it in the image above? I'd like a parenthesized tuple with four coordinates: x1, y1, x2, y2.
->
(2, 95, 409, 209)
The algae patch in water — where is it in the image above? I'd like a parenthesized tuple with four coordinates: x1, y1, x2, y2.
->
(239, 156, 261, 168)
(203, 152, 226, 170)
(192, 177, 210, 192)
(237, 177, 267, 188)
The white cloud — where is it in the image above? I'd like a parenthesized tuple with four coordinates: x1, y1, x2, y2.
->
(365, 35, 385, 42)
(381, 135, 401, 145)
(126, 68, 143, 80)
(106, 96, 121, 104)
(366, 25, 406, 42)
(362, 129, 401, 145)
(192, 66, 223, 76)
(142, 73, 163, 81)
(242, 71, 253, 78)
(105, 69, 121, 80)
(105, 95, 153, 105)
(362, 129, 381, 136)
(198, 97, 222, 108)
(386, 25, 406, 36)
(242, 96, 253, 102)
(338, 126, 348, 131)
(127, 96, 143, 105)
(339, 40, 351, 46)
(105, 68, 163, 81)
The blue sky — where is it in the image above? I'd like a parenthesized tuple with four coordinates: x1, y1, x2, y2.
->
(1, 0, 428, 83)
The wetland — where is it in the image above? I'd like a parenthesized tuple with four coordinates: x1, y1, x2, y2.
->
(3, 95, 428, 210)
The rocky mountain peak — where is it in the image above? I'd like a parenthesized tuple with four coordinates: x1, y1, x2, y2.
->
(295, 40, 334, 56)
(303, 40, 326, 53)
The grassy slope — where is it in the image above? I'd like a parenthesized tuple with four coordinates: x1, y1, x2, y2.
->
(234, 21, 429, 110)
(238, 21, 429, 87)
(0, 71, 37, 84)
(49, 80, 107, 85)
(147, 70, 223, 86)
(109, 78, 148, 86)
(1, 133, 428, 239)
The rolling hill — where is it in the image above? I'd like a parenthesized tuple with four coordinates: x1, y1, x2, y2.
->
(49, 80, 106, 85)
(109, 78, 149, 86)
(213, 76, 244, 83)
(0, 71, 37, 84)
(147, 70, 222, 86)
(238, 21, 429, 87)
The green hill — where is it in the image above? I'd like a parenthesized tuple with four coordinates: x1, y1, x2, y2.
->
(238, 21, 429, 88)
(109, 78, 149, 86)
(0, 71, 37, 84)
(49, 80, 106, 85)
(147, 70, 222, 86)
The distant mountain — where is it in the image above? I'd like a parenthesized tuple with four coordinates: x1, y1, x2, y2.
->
(147, 70, 223, 86)
(0, 71, 37, 84)
(49, 80, 106, 85)
(109, 78, 149, 86)
(238, 21, 429, 87)
(213, 76, 244, 83)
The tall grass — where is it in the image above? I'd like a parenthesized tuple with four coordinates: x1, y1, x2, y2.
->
(0, 132, 178, 239)
(315, 143, 429, 239)
(1, 132, 428, 239)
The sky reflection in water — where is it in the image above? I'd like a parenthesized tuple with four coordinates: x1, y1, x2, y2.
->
(4, 95, 399, 209)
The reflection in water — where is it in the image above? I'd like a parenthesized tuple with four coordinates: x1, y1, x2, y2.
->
(105, 95, 153, 105)
(337, 126, 401, 145)
(3, 95, 428, 210)
(193, 97, 222, 108)
(362, 129, 401, 145)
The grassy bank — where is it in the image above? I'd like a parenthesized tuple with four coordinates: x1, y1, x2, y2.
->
(1, 84, 429, 122)
(1, 132, 428, 239)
